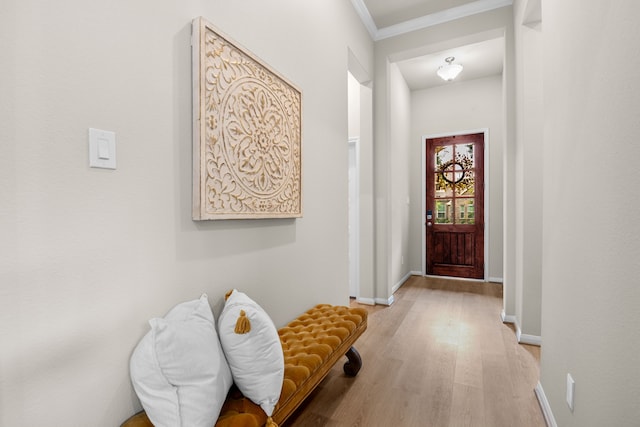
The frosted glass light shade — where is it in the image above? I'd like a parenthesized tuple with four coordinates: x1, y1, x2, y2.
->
(437, 57, 463, 81)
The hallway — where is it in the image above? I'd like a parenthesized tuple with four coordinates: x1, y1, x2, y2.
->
(286, 276, 545, 427)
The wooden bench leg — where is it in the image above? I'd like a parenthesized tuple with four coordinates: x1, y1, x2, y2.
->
(343, 346, 362, 377)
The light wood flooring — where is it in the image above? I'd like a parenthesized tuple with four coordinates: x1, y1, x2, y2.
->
(284, 275, 546, 427)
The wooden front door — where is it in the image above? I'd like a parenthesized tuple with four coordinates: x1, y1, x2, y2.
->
(426, 133, 484, 279)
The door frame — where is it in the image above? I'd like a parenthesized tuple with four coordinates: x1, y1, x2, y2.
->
(348, 137, 360, 298)
(421, 128, 490, 280)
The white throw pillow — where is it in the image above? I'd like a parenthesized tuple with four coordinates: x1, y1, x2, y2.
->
(130, 294, 232, 427)
(218, 290, 284, 417)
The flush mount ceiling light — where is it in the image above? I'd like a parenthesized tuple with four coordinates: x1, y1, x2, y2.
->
(437, 56, 463, 81)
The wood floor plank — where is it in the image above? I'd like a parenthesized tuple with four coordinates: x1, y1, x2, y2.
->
(283, 276, 545, 427)
(448, 383, 486, 427)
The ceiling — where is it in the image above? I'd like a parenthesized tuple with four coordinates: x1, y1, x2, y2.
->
(363, 0, 482, 28)
(353, 0, 508, 90)
(395, 37, 504, 91)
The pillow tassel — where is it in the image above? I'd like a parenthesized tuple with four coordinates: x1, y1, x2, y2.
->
(265, 416, 278, 427)
(234, 310, 251, 334)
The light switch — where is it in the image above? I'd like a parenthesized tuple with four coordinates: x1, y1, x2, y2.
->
(97, 138, 110, 160)
(89, 128, 116, 169)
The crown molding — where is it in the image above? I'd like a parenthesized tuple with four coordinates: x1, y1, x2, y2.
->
(351, 0, 513, 41)
(349, 0, 378, 39)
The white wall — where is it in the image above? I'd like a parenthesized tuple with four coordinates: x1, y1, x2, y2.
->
(512, 0, 543, 340)
(0, 1, 373, 425)
(389, 63, 412, 291)
(356, 82, 376, 304)
(347, 68, 375, 305)
(348, 72, 361, 139)
(410, 75, 504, 280)
(539, 1, 640, 425)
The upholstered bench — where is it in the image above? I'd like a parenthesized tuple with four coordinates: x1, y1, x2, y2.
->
(121, 304, 368, 427)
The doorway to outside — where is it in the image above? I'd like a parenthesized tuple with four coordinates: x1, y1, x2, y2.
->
(424, 132, 485, 279)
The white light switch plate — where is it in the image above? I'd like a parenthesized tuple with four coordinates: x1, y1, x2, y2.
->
(566, 373, 575, 411)
(89, 128, 116, 169)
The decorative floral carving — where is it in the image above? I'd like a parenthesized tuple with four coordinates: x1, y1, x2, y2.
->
(193, 18, 302, 220)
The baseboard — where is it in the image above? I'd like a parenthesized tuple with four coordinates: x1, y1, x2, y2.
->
(501, 311, 542, 346)
(535, 382, 557, 427)
(392, 271, 413, 294)
(375, 295, 394, 306)
(519, 333, 542, 346)
(360, 271, 413, 307)
(488, 276, 504, 283)
(513, 320, 542, 346)
(355, 297, 375, 306)
(501, 310, 517, 324)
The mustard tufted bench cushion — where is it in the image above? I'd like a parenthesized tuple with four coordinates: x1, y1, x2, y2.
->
(122, 304, 368, 427)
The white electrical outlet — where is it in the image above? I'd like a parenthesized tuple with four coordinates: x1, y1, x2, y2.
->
(566, 373, 575, 411)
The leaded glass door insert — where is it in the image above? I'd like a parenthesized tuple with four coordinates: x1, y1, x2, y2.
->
(434, 143, 476, 224)
(426, 133, 484, 279)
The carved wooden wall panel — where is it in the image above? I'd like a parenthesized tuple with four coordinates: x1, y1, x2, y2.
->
(192, 17, 302, 220)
